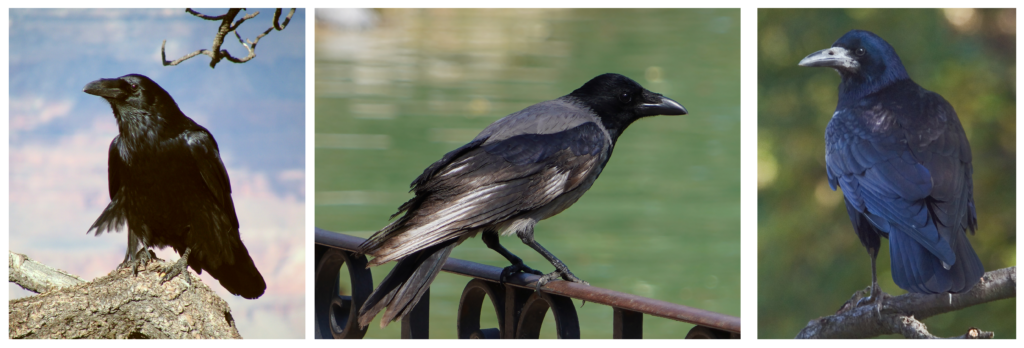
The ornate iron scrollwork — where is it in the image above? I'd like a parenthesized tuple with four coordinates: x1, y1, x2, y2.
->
(456, 279, 506, 338)
(515, 290, 580, 338)
(314, 229, 741, 339)
(314, 245, 374, 339)
(456, 278, 580, 339)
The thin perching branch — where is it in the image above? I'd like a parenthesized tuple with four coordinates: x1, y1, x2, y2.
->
(797, 266, 1015, 339)
(162, 8, 296, 69)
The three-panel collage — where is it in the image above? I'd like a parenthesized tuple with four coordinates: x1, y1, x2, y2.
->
(4, 6, 1016, 341)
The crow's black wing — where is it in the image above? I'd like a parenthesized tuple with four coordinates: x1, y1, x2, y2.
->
(363, 121, 610, 264)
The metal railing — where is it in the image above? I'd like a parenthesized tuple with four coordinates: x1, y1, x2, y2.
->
(314, 227, 741, 339)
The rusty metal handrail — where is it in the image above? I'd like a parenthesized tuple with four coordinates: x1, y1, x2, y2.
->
(315, 227, 740, 338)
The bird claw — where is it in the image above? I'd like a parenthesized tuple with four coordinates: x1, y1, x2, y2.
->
(499, 262, 543, 286)
(533, 269, 589, 293)
(854, 285, 889, 318)
(116, 249, 158, 276)
(160, 252, 192, 287)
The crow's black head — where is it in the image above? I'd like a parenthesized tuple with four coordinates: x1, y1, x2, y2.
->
(84, 74, 185, 125)
(566, 73, 686, 139)
(799, 30, 910, 101)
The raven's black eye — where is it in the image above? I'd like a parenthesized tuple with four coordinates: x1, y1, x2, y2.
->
(855, 48, 866, 57)
(130, 83, 139, 91)
(618, 92, 632, 103)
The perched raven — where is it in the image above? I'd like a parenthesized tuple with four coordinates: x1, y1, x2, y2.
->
(799, 30, 984, 305)
(357, 73, 687, 328)
(84, 74, 266, 299)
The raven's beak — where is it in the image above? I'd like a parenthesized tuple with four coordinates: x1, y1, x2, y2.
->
(798, 46, 860, 72)
(84, 78, 128, 99)
(638, 95, 688, 116)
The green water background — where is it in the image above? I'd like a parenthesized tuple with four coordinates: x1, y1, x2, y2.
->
(315, 8, 740, 338)
(757, 9, 1016, 338)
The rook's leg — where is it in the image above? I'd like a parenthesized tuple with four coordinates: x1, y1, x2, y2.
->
(856, 247, 888, 315)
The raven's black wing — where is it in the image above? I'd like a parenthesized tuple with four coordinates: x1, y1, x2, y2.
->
(184, 127, 239, 229)
(363, 121, 611, 265)
(88, 135, 128, 235)
(183, 127, 265, 299)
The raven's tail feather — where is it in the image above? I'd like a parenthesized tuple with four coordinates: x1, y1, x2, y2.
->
(358, 239, 457, 329)
(88, 199, 127, 235)
(889, 229, 983, 294)
(203, 240, 266, 299)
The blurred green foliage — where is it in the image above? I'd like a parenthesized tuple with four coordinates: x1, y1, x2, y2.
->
(758, 9, 1016, 338)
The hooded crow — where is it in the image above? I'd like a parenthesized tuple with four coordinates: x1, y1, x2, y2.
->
(84, 74, 266, 299)
(799, 30, 984, 307)
(357, 73, 687, 328)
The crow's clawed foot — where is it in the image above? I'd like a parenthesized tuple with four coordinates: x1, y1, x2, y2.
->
(116, 249, 158, 276)
(160, 249, 192, 287)
(499, 261, 543, 286)
(533, 269, 589, 293)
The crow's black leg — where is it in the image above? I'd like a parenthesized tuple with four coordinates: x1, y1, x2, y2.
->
(161, 247, 193, 287)
(482, 230, 542, 284)
(517, 230, 588, 292)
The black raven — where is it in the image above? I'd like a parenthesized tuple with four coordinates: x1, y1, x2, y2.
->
(799, 30, 984, 306)
(357, 73, 687, 328)
(84, 74, 266, 299)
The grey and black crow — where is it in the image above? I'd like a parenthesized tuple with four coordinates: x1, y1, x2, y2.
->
(799, 30, 984, 308)
(85, 74, 266, 299)
(357, 73, 687, 328)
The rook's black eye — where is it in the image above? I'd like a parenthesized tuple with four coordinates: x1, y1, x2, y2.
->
(130, 83, 139, 91)
(618, 92, 632, 103)
(855, 48, 866, 56)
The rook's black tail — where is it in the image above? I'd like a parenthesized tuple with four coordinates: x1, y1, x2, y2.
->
(889, 228, 984, 294)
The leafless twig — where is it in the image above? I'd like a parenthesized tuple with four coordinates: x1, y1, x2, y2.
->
(162, 8, 296, 69)
(796, 266, 1015, 339)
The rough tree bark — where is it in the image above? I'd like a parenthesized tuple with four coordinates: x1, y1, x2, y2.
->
(797, 266, 1015, 339)
(9, 251, 242, 339)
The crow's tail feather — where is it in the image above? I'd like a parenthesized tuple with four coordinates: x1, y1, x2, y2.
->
(358, 239, 457, 329)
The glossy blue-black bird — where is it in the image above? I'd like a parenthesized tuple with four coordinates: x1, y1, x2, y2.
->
(84, 74, 266, 299)
(798, 30, 984, 305)
(356, 73, 687, 328)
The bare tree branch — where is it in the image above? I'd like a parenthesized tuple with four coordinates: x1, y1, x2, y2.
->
(9, 252, 242, 339)
(797, 266, 1015, 339)
(9, 251, 85, 294)
(162, 8, 296, 68)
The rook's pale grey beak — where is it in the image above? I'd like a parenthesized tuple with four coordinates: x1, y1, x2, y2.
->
(798, 46, 859, 72)
(639, 95, 688, 116)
